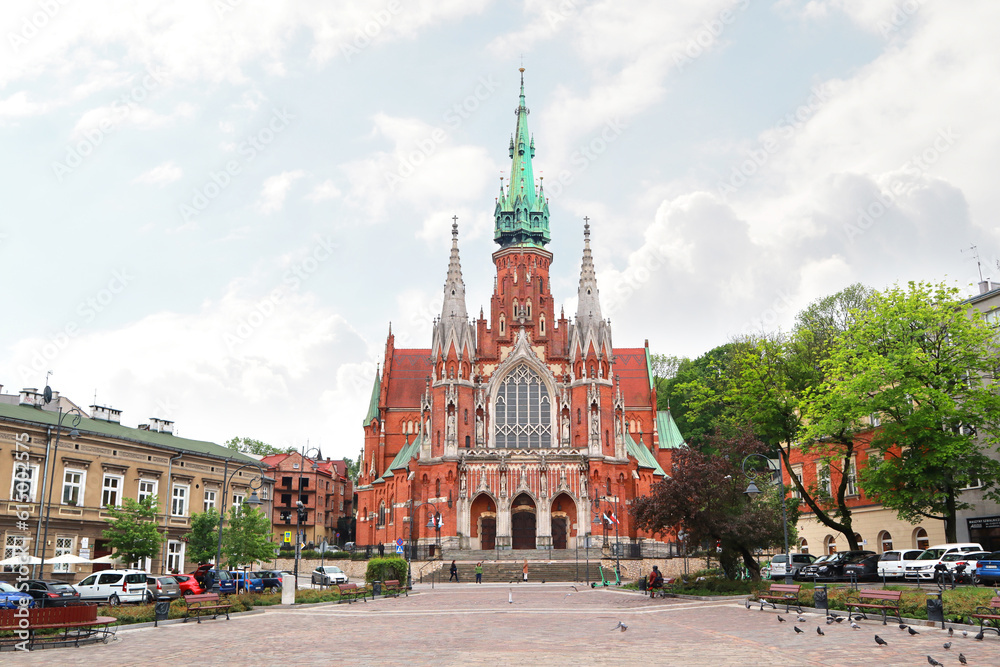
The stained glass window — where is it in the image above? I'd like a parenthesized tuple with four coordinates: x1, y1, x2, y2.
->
(494, 365, 551, 449)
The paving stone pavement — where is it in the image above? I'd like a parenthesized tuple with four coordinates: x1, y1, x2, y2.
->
(5, 584, 997, 666)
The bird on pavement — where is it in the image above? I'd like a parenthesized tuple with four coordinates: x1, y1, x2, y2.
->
(777, 615, 786, 623)
(899, 624, 909, 631)
(611, 621, 628, 632)
(570, 585, 579, 592)
(834, 616, 845, 623)
(817, 627, 825, 636)
(797, 616, 806, 622)
(909, 627, 920, 635)
(851, 622, 861, 630)
(875, 635, 888, 646)
(825, 617, 835, 625)
(959, 653, 967, 665)
(974, 631, 984, 641)
(948, 627, 954, 637)
(962, 630, 969, 638)
(943, 642, 951, 650)
(508, 589, 513, 604)
(793, 626, 803, 634)
(927, 657, 943, 667)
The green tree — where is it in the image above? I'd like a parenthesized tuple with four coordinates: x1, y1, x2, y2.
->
(102, 495, 164, 566)
(222, 505, 275, 567)
(344, 448, 362, 480)
(184, 509, 221, 566)
(225, 437, 293, 457)
(813, 281, 1000, 542)
(665, 344, 740, 449)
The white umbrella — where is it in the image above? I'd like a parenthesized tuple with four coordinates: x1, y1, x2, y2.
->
(89, 554, 125, 564)
(46, 553, 92, 564)
(0, 555, 42, 566)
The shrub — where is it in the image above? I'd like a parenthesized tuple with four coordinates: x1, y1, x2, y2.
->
(365, 557, 407, 583)
(295, 588, 342, 604)
(326, 551, 351, 559)
(300, 549, 322, 559)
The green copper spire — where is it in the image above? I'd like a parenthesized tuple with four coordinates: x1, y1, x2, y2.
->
(494, 68, 550, 248)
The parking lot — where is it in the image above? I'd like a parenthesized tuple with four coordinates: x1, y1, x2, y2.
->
(6, 584, 997, 666)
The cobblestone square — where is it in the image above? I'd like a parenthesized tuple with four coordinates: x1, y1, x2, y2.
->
(7, 584, 997, 666)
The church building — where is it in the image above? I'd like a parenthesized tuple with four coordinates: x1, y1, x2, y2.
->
(355, 71, 684, 552)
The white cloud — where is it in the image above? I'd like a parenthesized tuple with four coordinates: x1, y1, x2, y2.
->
(132, 161, 183, 186)
(306, 179, 342, 202)
(256, 170, 306, 213)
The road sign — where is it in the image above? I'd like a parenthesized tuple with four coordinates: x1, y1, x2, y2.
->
(396, 538, 404, 546)
(283, 531, 292, 543)
(395, 545, 404, 554)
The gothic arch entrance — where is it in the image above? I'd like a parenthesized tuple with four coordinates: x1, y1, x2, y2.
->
(511, 493, 537, 550)
(470, 493, 497, 551)
(550, 493, 576, 550)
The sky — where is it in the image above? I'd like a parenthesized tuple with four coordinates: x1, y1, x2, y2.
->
(2, 0, 997, 459)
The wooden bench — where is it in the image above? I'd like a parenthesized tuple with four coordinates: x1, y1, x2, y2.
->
(746, 583, 802, 613)
(846, 589, 903, 625)
(382, 580, 407, 598)
(182, 592, 231, 623)
(968, 596, 1000, 636)
(335, 583, 369, 604)
(0, 603, 118, 650)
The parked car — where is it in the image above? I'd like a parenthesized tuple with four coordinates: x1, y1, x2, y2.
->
(876, 549, 924, 578)
(0, 582, 35, 609)
(145, 575, 182, 602)
(190, 564, 236, 595)
(842, 553, 881, 581)
(172, 574, 204, 596)
(311, 565, 348, 586)
(974, 551, 1000, 585)
(344, 542, 356, 553)
(770, 553, 816, 580)
(251, 570, 283, 592)
(797, 551, 875, 580)
(229, 571, 264, 594)
(904, 543, 984, 581)
(940, 551, 991, 584)
(75, 569, 148, 605)
(20, 579, 80, 607)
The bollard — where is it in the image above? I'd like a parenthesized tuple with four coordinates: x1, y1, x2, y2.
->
(814, 584, 828, 614)
(927, 592, 944, 628)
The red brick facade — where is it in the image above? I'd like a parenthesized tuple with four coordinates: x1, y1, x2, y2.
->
(263, 452, 354, 548)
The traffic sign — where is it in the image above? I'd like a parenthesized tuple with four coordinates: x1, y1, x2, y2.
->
(395, 538, 404, 546)
(395, 545, 404, 554)
(283, 531, 291, 543)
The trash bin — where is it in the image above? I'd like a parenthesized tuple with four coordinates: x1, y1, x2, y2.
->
(154, 597, 171, 627)
(814, 584, 828, 612)
(927, 592, 944, 627)
(373, 581, 382, 596)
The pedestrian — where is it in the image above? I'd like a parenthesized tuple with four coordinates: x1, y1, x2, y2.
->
(475, 561, 483, 584)
(648, 566, 663, 599)
(450, 560, 459, 582)
(522, 559, 529, 583)
(378, 543, 385, 557)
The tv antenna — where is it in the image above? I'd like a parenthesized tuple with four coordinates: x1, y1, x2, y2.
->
(961, 244, 984, 282)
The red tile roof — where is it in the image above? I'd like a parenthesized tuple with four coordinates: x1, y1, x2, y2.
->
(614, 347, 653, 409)
(385, 349, 431, 408)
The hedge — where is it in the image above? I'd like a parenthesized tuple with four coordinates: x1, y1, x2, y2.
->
(365, 557, 407, 583)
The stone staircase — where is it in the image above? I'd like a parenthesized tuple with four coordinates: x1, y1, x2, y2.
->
(416, 549, 606, 583)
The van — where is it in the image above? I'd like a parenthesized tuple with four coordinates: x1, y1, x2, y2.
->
(75, 569, 149, 605)
(877, 549, 924, 578)
(904, 543, 983, 581)
(770, 553, 816, 579)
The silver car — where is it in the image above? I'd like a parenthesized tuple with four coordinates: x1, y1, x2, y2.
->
(311, 565, 348, 586)
(145, 575, 182, 602)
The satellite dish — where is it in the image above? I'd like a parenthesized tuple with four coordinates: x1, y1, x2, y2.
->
(43, 386, 53, 404)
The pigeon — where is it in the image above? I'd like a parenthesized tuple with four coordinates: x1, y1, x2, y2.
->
(817, 627, 825, 636)
(962, 630, 968, 638)
(854, 615, 865, 621)
(834, 616, 845, 623)
(797, 616, 807, 623)
(927, 657, 943, 667)
(826, 617, 835, 625)
(829, 612, 840, 619)
(851, 622, 861, 630)
(777, 615, 786, 623)
(909, 627, 920, 635)
(899, 624, 909, 631)
(948, 627, 954, 637)
(570, 585, 579, 592)
(611, 621, 628, 632)
(875, 635, 888, 646)
(959, 653, 967, 665)
(975, 631, 984, 641)
(943, 642, 951, 650)
(794, 626, 803, 634)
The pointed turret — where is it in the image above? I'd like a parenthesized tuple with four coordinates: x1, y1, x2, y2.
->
(432, 218, 476, 364)
(570, 218, 613, 371)
(576, 218, 602, 329)
(494, 68, 550, 248)
(363, 365, 381, 426)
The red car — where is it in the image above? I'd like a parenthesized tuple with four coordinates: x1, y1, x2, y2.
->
(172, 574, 204, 596)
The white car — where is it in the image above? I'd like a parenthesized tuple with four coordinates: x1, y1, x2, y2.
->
(75, 569, 149, 605)
(904, 543, 983, 581)
(940, 551, 991, 582)
(311, 565, 348, 586)
(877, 549, 924, 578)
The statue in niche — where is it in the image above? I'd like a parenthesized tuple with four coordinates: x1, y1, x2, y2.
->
(479, 465, 487, 489)
(540, 471, 547, 497)
(460, 471, 467, 498)
(476, 414, 484, 443)
(580, 472, 588, 496)
(447, 412, 456, 439)
(561, 415, 569, 443)
(519, 466, 527, 489)
(500, 471, 507, 497)
(559, 467, 567, 487)
(590, 410, 599, 439)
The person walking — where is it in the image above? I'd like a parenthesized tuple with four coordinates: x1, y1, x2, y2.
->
(449, 560, 459, 582)
(475, 561, 483, 584)
(522, 559, 529, 583)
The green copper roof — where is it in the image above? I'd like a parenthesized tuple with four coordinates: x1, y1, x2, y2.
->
(381, 434, 421, 479)
(0, 402, 257, 464)
(494, 69, 550, 248)
(644, 343, 655, 392)
(363, 368, 381, 425)
(625, 431, 667, 477)
(656, 410, 686, 449)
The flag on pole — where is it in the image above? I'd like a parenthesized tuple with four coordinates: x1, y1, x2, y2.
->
(603, 512, 612, 525)
(436, 515, 444, 528)
(610, 512, 619, 525)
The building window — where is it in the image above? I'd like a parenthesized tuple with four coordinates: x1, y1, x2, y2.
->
(10, 463, 39, 503)
(790, 466, 803, 499)
(171, 484, 188, 517)
(101, 474, 122, 508)
(232, 493, 245, 507)
(378, 501, 386, 526)
(62, 469, 85, 506)
(869, 412, 881, 427)
(816, 463, 831, 497)
(2, 533, 31, 573)
(962, 477, 983, 490)
(435, 479, 441, 497)
(493, 364, 552, 449)
(824, 535, 837, 555)
(137, 479, 157, 504)
(204, 489, 217, 512)
(52, 536, 74, 573)
(914, 527, 929, 550)
(878, 530, 893, 554)
(282, 476, 292, 488)
(167, 540, 184, 573)
(845, 457, 858, 497)
(301, 478, 309, 489)
(799, 538, 809, 554)
(281, 494, 292, 506)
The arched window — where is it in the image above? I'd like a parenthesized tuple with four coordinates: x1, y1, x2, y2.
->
(914, 527, 929, 550)
(493, 364, 552, 449)
(606, 478, 611, 495)
(878, 530, 893, 553)
(799, 538, 809, 554)
(512, 298, 519, 316)
(605, 430, 609, 447)
(435, 479, 441, 497)
(378, 501, 386, 526)
(499, 314, 506, 336)
(540, 316, 546, 336)
(824, 535, 837, 555)
(465, 435, 470, 448)
(577, 408, 581, 425)
(464, 409, 468, 424)
(526, 300, 532, 318)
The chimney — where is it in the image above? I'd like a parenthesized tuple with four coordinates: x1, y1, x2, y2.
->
(19, 388, 43, 407)
(148, 417, 174, 434)
(90, 404, 122, 423)
(979, 280, 1000, 295)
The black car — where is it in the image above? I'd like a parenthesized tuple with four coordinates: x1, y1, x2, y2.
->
(841, 553, 881, 581)
(251, 570, 283, 592)
(798, 550, 876, 580)
(21, 579, 81, 607)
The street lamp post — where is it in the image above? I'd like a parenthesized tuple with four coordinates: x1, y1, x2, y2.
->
(741, 453, 791, 584)
(214, 459, 266, 590)
(291, 448, 321, 591)
(38, 402, 82, 578)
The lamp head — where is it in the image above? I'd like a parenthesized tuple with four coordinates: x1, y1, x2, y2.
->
(246, 491, 262, 506)
(743, 481, 761, 498)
